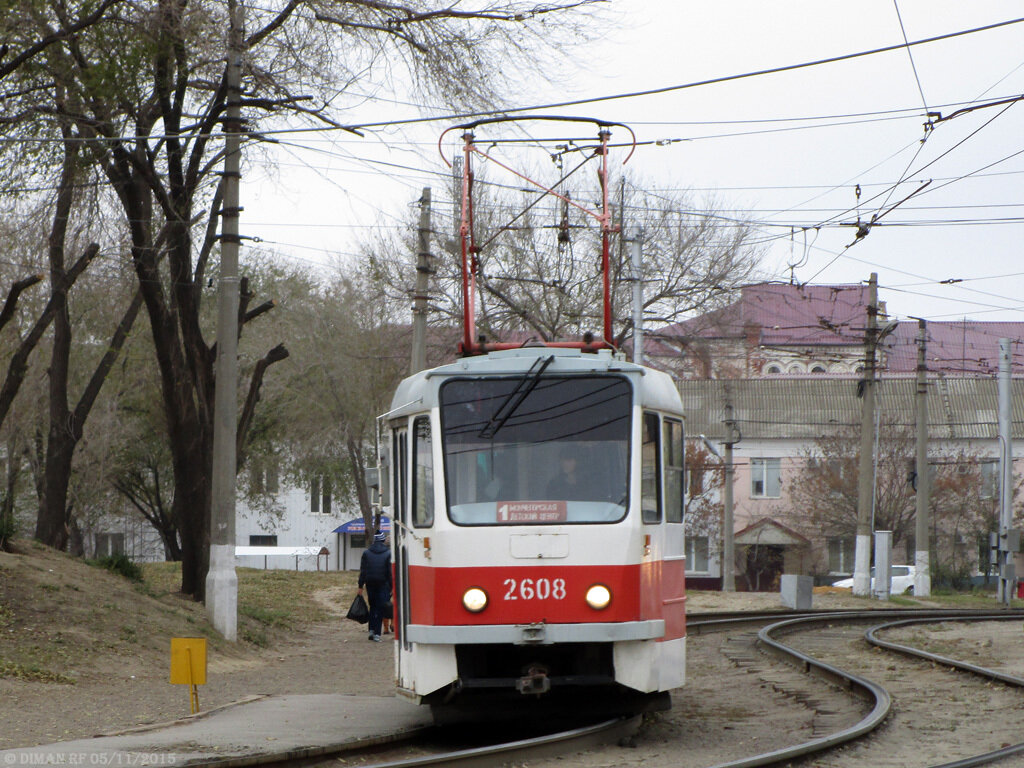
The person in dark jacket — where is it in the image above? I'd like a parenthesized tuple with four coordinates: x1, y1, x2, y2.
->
(358, 530, 392, 642)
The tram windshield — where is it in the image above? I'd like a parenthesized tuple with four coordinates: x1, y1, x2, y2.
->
(439, 375, 631, 525)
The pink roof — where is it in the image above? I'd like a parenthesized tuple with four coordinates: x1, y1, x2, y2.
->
(885, 321, 1024, 375)
(662, 282, 870, 347)
(656, 282, 1024, 375)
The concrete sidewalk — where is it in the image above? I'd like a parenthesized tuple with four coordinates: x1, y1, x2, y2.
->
(0, 695, 432, 767)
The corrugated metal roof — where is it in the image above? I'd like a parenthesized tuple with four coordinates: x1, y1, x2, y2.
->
(679, 377, 1024, 441)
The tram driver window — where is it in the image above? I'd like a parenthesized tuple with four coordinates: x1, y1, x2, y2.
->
(440, 376, 631, 525)
(641, 412, 661, 523)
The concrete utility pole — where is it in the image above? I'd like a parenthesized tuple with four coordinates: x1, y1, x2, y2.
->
(853, 273, 879, 597)
(207, 0, 243, 641)
(997, 338, 1016, 605)
(625, 225, 643, 365)
(721, 399, 739, 592)
(410, 187, 432, 375)
(913, 319, 931, 597)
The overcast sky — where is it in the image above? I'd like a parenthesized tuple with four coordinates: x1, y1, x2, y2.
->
(244, 2, 1024, 325)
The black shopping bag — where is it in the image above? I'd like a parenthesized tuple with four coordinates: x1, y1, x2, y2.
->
(346, 593, 369, 624)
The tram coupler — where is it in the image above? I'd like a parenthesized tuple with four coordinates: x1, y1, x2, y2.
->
(516, 665, 551, 695)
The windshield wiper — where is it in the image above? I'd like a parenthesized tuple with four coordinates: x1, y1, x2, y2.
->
(478, 355, 554, 439)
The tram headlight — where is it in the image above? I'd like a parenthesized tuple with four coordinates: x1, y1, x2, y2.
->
(585, 584, 612, 610)
(462, 587, 488, 613)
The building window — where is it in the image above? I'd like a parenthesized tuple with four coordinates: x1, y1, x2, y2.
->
(321, 477, 332, 516)
(249, 534, 277, 546)
(766, 364, 782, 375)
(750, 458, 781, 498)
(689, 464, 704, 496)
(686, 536, 709, 572)
(827, 536, 854, 574)
(309, 475, 332, 514)
(810, 365, 826, 374)
(94, 533, 125, 558)
(981, 461, 999, 500)
(250, 460, 280, 495)
(350, 534, 366, 549)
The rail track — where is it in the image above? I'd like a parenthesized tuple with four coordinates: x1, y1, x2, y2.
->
(711, 608, 1024, 768)
(242, 608, 1024, 768)
(293, 716, 641, 768)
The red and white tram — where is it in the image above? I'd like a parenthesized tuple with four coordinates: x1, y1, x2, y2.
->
(382, 345, 687, 720)
(378, 118, 687, 720)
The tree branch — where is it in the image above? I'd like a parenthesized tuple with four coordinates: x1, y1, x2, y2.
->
(236, 344, 289, 471)
(0, 244, 100, 428)
(0, 275, 44, 334)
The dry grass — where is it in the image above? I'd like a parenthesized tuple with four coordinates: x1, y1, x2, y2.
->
(0, 541, 358, 684)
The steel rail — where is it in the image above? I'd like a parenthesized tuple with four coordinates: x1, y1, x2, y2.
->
(687, 607, 1024, 634)
(691, 608, 1024, 768)
(866, 614, 1024, 768)
(242, 609, 1024, 768)
(362, 716, 640, 768)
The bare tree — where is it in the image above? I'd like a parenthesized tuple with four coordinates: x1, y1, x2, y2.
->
(788, 427, 918, 563)
(927, 449, 1020, 586)
(787, 429, 1019, 581)
(34, 106, 144, 549)
(365, 171, 762, 347)
(7, 0, 607, 598)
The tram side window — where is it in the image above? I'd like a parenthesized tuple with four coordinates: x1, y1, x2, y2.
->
(641, 412, 661, 523)
(663, 418, 684, 524)
(412, 416, 434, 527)
(393, 428, 407, 525)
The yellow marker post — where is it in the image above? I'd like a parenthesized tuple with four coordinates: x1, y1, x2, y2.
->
(170, 638, 207, 713)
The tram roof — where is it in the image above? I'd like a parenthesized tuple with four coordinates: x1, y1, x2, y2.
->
(386, 347, 683, 421)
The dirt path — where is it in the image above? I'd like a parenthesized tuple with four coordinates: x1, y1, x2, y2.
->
(1, 587, 394, 748)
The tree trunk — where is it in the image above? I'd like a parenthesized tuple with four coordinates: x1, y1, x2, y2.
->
(35, 126, 77, 551)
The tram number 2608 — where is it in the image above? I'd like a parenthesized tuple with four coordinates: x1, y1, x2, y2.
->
(503, 577, 567, 601)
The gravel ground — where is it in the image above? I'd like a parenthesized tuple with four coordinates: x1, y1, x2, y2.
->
(4, 578, 996, 766)
(0, 586, 881, 749)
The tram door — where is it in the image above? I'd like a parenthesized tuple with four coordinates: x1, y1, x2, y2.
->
(395, 415, 434, 694)
(391, 424, 410, 661)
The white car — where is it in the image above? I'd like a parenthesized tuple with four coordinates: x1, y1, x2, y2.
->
(832, 565, 916, 594)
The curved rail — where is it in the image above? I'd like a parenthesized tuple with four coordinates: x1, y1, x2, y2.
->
(694, 614, 892, 768)
(866, 614, 1024, 768)
(270, 609, 1024, 768)
(355, 716, 639, 768)
(691, 608, 1024, 768)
